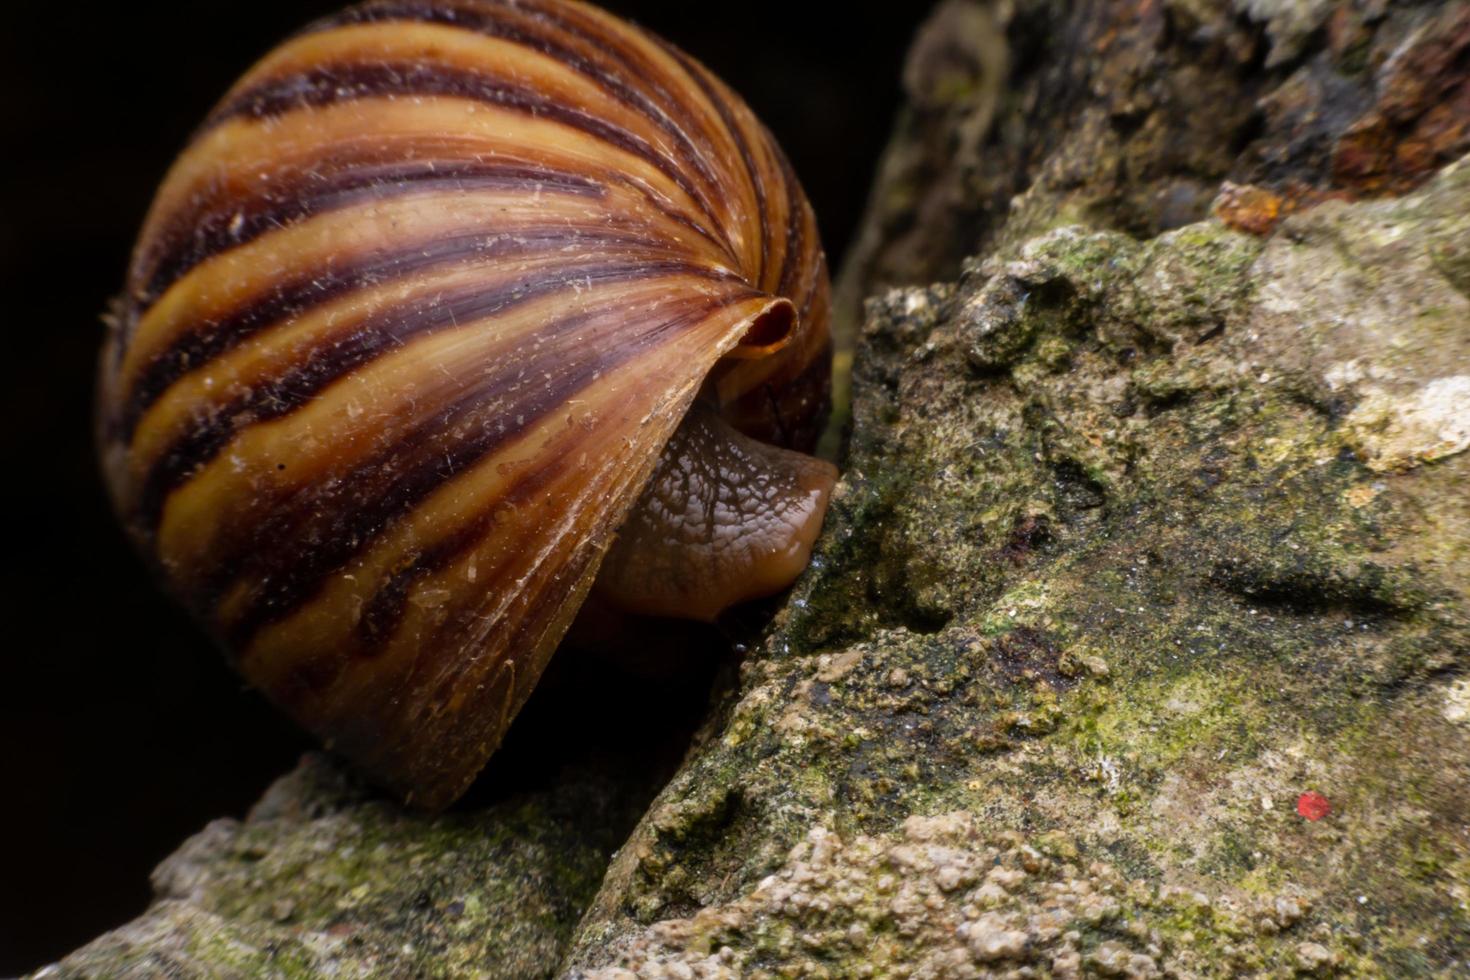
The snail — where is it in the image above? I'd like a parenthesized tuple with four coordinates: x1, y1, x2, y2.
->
(96, 0, 835, 809)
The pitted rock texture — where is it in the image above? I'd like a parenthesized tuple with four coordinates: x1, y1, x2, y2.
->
(579, 813, 1346, 979)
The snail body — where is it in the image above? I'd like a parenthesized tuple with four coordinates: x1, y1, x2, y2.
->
(97, 0, 834, 809)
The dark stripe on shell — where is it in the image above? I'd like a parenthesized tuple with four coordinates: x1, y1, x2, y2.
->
(119, 224, 659, 441)
(205, 61, 709, 230)
(287, 3, 736, 245)
(774, 144, 811, 304)
(134, 155, 604, 310)
(219, 294, 747, 652)
(492, 0, 737, 227)
(349, 422, 571, 650)
(315, 0, 730, 209)
(136, 258, 737, 530)
(655, 40, 771, 289)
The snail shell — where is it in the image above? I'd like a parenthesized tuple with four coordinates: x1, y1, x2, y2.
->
(96, 0, 834, 808)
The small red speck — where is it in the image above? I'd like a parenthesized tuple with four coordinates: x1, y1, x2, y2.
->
(1297, 791, 1331, 821)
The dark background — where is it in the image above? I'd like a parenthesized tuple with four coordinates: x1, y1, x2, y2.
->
(0, 0, 929, 973)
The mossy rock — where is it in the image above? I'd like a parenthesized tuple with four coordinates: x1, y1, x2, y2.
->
(570, 158, 1470, 977)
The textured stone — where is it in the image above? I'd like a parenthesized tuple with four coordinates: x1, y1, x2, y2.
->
(569, 157, 1470, 976)
(38, 756, 639, 979)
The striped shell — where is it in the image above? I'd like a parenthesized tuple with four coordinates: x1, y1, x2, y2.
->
(97, 0, 831, 809)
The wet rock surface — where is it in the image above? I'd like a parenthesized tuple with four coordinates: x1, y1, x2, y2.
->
(40, 2, 1470, 977)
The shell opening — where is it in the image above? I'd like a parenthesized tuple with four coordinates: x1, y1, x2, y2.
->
(726, 297, 797, 359)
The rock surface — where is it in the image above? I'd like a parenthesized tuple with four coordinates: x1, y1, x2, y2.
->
(40, 1, 1470, 977)
(37, 757, 640, 979)
(568, 154, 1470, 978)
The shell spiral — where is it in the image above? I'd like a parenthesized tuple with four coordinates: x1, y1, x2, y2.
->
(96, 0, 831, 809)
